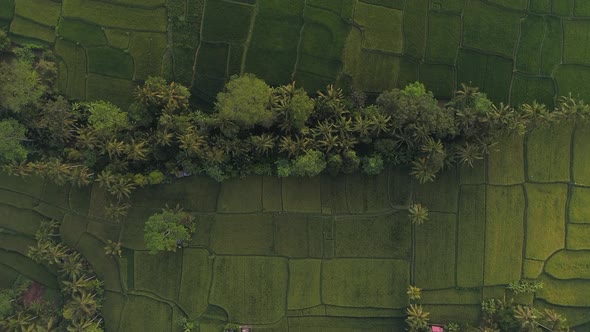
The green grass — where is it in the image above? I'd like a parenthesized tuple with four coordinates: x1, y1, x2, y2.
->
(134, 250, 182, 300)
(414, 212, 457, 289)
(273, 213, 308, 257)
(201, 0, 253, 44)
(354, 2, 403, 53)
(62, 0, 167, 32)
(425, 12, 461, 64)
(87, 46, 134, 79)
(41, 181, 71, 210)
(210, 256, 288, 323)
(119, 294, 172, 332)
(555, 65, 590, 100)
(523, 258, 544, 279)
(487, 134, 525, 185)
(104, 29, 129, 49)
(567, 224, 590, 249)
(77, 232, 122, 292)
(345, 172, 390, 213)
(457, 185, 485, 288)
(510, 75, 555, 109)
(413, 168, 458, 213)
(358, 0, 404, 10)
(564, 20, 590, 64)
(87, 220, 121, 242)
(55, 39, 87, 100)
(0, 204, 43, 235)
(128, 31, 167, 80)
(573, 125, 590, 185)
(57, 60, 68, 93)
(524, 183, 567, 260)
(57, 17, 107, 46)
(463, 0, 522, 58)
(179, 248, 212, 319)
(288, 259, 322, 309)
(60, 214, 89, 248)
(526, 121, 573, 182)
(334, 212, 411, 259)
(484, 185, 525, 285)
(545, 250, 590, 279)
(419, 63, 455, 98)
(216, 175, 262, 213)
(536, 274, 590, 306)
(282, 176, 321, 213)
(322, 258, 410, 309)
(195, 42, 229, 78)
(86, 73, 136, 108)
(210, 214, 274, 255)
(0, 251, 58, 288)
(515, 15, 547, 75)
(539, 16, 562, 76)
(294, 65, 337, 93)
(354, 51, 400, 93)
(9, 16, 55, 43)
(14, 0, 60, 26)
(68, 184, 91, 216)
(100, 0, 166, 6)
(569, 186, 590, 223)
(119, 206, 160, 250)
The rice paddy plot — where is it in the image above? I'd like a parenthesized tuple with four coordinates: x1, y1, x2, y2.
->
(526, 121, 573, 182)
(572, 124, 590, 185)
(9, 16, 55, 43)
(463, 0, 523, 58)
(484, 185, 525, 285)
(0, 204, 44, 236)
(14, 0, 60, 27)
(0, 0, 14, 21)
(60, 214, 89, 248)
(119, 294, 173, 332)
(62, 0, 167, 32)
(536, 274, 590, 307)
(87, 46, 134, 79)
(273, 214, 309, 257)
(0, 251, 58, 288)
(510, 75, 555, 109)
(128, 31, 167, 80)
(86, 73, 136, 108)
(456, 185, 485, 288)
(195, 42, 229, 79)
(201, 0, 254, 44)
(567, 224, 590, 249)
(402, 0, 427, 59)
(424, 12, 461, 64)
(210, 214, 274, 255)
(77, 232, 122, 292)
(545, 250, 590, 280)
(287, 259, 322, 309)
(55, 39, 87, 100)
(209, 256, 288, 323)
(104, 29, 130, 49)
(322, 258, 410, 309)
(134, 250, 182, 301)
(524, 183, 567, 260)
(353, 1, 403, 53)
(418, 63, 455, 98)
(178, 248, 212, 319)
(564, 20, 590, 65)
(57, 17, 107, 46)
(282, 176, 321, 213)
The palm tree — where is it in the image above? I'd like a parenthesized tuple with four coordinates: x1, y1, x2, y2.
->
(155, 129, 174, 147)
(64, 291, 99, 319)
(67, 165, 94, 188)
(513, 305, 541, 332)
(369, 112, 391, 137)
(125, 138, 150, 162)
(1, 312, 36, 332)
(59, 252, 85, 280)
(405, 304, 429, 332)
(410, 157, 436, 184)
(96, 170, 117, 191)
(75, 127, 99, 151)
(104, 240, 122, 258)
(46, 242, 69, 265)
(104, 201, 130, 222)
(103, 138, 126, 160)
(250, 134, 276, 155)
(66, 317, 102, 332)
(177, 128, 205, 157)
(316, 132, 340, 153)
(107, 176, 135, 201)
(62, 276, 95, 296)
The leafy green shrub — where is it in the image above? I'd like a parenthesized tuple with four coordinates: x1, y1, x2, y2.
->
(290, 150, 326, 177)
(215, 74, 274, 129)
(144, 206, 195, 254)
(0, 58, 44, 112)
(361, 155, 384, 175)
(147, 170, 165, 185)
(0, 119, 29, 163)
(86, 101, 129, 138)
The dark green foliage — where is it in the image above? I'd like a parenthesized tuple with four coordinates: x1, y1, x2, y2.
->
(0, 119, 28, 163)
(215, 74, 274, 128)
(0, 57, 44, 112)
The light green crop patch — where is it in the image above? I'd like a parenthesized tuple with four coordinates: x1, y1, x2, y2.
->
(575, 1, 590, 16)
(463, 1, 522, 58)
(55, 39, 87, 100)
(526, 121, 573, 182)
(523, 258, 544, 279)
(555, 65, 590, 100)
(415, 212, 457, 289)
(57, 17, 108, 46)
(119, 295, 173, 332)
(14, 0, 60, 26)
(274, 214, 308, 257)
(568, 186, 590, 223)
(457, 185, 485, 288)
(134, 251, 182, 301)
(288, 316, 406, 331)
(536, 275, 590, 307)
(457, 49, 513, 103)
(425, 12, 461, 64)
(128, 31, 166, 80)
(524, 183, 567, 260)
(101, 0, 166, 6)
(545, 250, 590, 280)
(322, 258, 410, 309)
(484, 185, 524, 285)
(201, 0, 253, 44)
(564, 20, 590, 65)
(431, 0, 464, 12)
(104, 29, 129, 49)
(334, 212, 411, 259)
(510, 75, 555, 109)
(62, 0, 167, 32)
(9, 16, 55, 43)
(353, 1, 402, 53)
(567, 224, 590, 249)
(288, 259, 322, 309)
(210, 256, 288, 324)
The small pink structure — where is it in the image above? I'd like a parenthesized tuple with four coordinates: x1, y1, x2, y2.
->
(431, 326, 444, 332)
